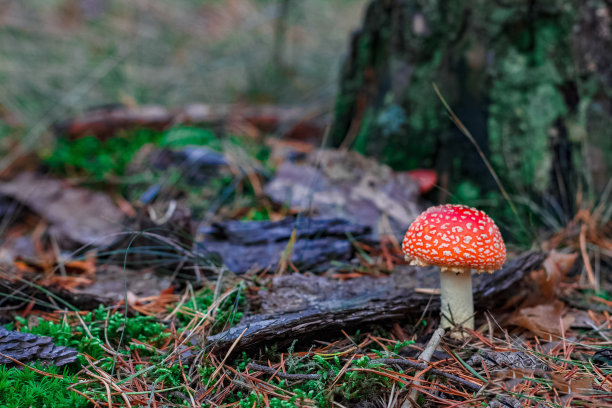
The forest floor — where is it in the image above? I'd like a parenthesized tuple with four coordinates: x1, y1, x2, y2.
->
(0, 109, 610, 407)
(0, 1, 611, 407)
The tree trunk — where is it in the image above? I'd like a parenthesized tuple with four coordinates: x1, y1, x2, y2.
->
(330, 0, 612, 231)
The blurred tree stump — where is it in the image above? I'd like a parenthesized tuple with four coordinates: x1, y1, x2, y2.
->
(329, 0, 612, 233)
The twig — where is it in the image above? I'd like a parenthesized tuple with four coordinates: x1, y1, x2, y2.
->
(276, 228, 297, 275)
(247, 356, 482, 392)
(210, 326, 249, 382)
(247, 363, 321, 381)
(369, 358, 481, 392)
(579, 224, 597, 290)
(404, 327, 446, 407)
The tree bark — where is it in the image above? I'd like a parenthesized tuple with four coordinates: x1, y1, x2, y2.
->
(208, 251, 546, 352)
(329, 0, 612, 221)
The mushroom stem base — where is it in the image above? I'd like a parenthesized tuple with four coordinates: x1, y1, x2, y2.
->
(439, 269, 474, 330)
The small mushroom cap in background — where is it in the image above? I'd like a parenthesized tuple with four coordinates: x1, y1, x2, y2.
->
(402, 204, 506, 273)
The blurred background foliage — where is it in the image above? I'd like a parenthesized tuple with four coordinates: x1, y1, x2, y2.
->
(1, 0, 611, 246)
(0, 0, 365, 152)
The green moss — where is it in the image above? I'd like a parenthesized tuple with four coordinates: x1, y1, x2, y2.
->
(0, 364, 89, 408)
(45, 126, 226, 181)
(2, 283, 247, 406)
(352, 108, 375, 155)
(14, 306, 169, 363)
(45, 130, 160, 181)
(488, 45, 568, 193)
(175, 285, 245, 333)
(160, 126, 218, 148)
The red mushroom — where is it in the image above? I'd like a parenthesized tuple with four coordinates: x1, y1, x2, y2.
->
(406, 169, 437, 195)
(402, 204, 506, 330)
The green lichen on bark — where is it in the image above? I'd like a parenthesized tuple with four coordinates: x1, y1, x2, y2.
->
(488, 17, 572, 193)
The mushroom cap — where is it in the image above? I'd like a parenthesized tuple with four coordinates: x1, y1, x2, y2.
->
(402, 204, 506, 273)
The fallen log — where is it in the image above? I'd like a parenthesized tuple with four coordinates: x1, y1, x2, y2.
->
(208, 251, 546, 351)
(54, 104, 327, 141)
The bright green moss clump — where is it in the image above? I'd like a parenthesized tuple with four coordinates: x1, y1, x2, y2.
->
(0, 364, 89, 408)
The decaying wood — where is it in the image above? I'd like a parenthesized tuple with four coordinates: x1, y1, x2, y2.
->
(0, 326, 78, 367)
(54, 104, 327, 141)
(468, 348, 550, 374)
(197, 217, 371, 274)
(208, 251, 546, 351)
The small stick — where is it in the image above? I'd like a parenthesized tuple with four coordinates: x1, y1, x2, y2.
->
(247, 363, 321, 380)
(404, 327, 446, 407)
(579, 224, 597, 290)
(366, 358, 480, 391)
(210, 326, 248, 382)
(247, 349, 482, 392)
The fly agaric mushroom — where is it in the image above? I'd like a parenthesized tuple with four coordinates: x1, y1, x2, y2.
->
(402, 204, 506, 330)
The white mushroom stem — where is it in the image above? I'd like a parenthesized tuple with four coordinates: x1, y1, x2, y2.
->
(439, 268, 474, 330)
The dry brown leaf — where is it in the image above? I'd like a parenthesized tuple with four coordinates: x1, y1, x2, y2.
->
(0, 173, 124, 248)
(508, 301, 575, 339)
(550, 372, 594, 395)
(529, 251, 577, 301)
(39, 276, 95, 291)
